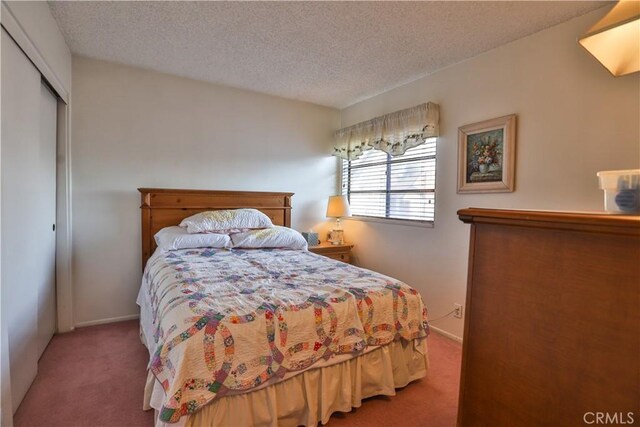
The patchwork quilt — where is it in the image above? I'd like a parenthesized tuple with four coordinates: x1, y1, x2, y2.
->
(140, 248, 429, 422)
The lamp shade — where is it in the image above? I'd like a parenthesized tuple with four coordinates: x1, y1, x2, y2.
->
(578, 0, 640, 77)
(326, 195, 351, 218)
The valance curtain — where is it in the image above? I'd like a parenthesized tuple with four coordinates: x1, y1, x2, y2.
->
(333, 102, 440, 160)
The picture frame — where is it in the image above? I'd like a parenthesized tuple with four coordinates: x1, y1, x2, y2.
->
(457, 114, 517, 194)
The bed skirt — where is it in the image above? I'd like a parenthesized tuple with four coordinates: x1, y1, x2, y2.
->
(145, 338, 428, 427)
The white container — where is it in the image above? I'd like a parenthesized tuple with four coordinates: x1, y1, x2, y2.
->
(597, 169, 640, 213)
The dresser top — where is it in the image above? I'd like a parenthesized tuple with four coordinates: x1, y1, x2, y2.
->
(458, 208, 640, 235)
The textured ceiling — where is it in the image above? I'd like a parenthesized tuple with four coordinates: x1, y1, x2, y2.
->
(49, 1, 607, 108)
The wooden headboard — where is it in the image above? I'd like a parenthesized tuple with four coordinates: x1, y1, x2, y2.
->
(138, 188, 293, 269)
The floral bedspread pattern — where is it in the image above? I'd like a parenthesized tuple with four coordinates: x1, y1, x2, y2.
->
(141, 248, 429, 422)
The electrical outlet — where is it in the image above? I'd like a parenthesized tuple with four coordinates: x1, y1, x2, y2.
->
(453, 303, 463, 319)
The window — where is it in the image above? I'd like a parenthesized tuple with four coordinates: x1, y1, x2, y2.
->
(341, 138, 436, 223)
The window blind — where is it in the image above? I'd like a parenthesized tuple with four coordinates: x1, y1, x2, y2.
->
(341, 139, 436, 222)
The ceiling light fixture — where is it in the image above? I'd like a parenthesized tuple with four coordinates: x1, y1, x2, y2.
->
(578, 0, 640, 77)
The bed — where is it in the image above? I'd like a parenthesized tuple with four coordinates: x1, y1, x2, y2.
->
(137, 188, 430, 426)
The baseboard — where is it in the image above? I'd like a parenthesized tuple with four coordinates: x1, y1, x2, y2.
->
(76, 314, 463, 341)
(75, 314, 463, 343)
(75, 314, 140, 328)
(429, 325, 463, 343)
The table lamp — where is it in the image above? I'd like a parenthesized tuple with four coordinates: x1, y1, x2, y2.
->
(326, 195, 351, 245)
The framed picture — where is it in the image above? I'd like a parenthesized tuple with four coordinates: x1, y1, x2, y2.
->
(457, 114, 517, 193)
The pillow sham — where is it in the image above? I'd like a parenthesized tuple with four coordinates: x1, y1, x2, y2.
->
(154, 226, 232, 251)
(231, 226, 308, 250)
(179, 209, 273, 234)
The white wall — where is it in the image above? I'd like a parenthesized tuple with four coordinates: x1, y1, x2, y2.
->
(71, 57, 339, 326)
(339, 8, 640, 340)
(1, 1, 71, 100)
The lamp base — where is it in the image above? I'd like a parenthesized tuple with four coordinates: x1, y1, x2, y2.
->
(328, 229, 345, 245)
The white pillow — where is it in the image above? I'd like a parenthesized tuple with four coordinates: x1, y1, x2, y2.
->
(179, 209, 273, 234)
(154, 226, 232, 251)
(231, 226, 308, 250)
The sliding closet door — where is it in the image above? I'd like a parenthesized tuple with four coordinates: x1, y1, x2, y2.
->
(1, 28, 41, 413)
(36, 83, 58, 357)
(1, 29, 57, 413)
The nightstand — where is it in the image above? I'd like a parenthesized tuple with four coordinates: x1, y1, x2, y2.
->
(309, 242, 354, 264)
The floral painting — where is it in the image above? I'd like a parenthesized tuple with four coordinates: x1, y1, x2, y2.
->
(466, 129, 504, 183)
(457, 115, 516, 193)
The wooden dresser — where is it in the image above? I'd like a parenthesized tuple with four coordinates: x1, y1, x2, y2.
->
(457, 209, 640, 426)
